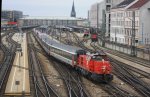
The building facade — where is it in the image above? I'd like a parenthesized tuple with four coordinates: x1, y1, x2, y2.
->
(110, 0, 150, 45)
(88, 0, 124, 36)
(110, 0, 138, 44)
(1, 10, 23, 22)
(105, 0, 124, 37)
(89, 3, 100, 28)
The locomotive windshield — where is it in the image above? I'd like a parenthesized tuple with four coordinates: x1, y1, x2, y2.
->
(92, 55, 108, 61)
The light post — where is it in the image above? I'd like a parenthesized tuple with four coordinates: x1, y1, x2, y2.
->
(0, 29, 1, 48)
(131, 11, 136, 56)
(126, 11, 136, 56)
(149, 45, 150, 61)
(142, 23, 144, 44)
(102, 9, 106, 47)
(115, 30, 117, 50)
(59, 26, 61, 42)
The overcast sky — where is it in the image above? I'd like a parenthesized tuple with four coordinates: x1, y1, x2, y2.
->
(2, 0, 103, 18)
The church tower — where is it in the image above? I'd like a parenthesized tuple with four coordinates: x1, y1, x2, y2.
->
(70, 0, 76, 17)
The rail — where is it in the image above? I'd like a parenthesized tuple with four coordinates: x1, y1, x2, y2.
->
(27, 32, 60, 97)
(0, 32, 18, 96)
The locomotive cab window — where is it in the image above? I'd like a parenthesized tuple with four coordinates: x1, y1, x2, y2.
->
(92, 55, 103, 61)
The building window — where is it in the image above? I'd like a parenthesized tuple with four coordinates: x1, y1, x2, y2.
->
(135, 11, 139, 17)
(106, 0, 111, 3)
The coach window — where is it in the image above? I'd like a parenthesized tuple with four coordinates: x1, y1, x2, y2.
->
(68, 54, 72, 60)
(61, 51, 65, 56)
(55, 48, 58, 53)
(60, 50, 63, 56)
(51, 47, 54, 52)
(57, 49, 60, 54)
(66, 52, 72, 60)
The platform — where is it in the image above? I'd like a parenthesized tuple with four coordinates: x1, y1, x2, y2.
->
(4, 33, 30, 96)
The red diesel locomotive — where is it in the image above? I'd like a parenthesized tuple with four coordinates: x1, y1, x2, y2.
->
(91, 33, 98, 42)
(33, 28, 113, 83)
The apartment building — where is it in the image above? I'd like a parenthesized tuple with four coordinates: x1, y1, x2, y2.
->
(125, 0, 150, 45)
(110, 0, 136, 44)
(88, 0, 124, 36)
(88, 1, 104, 28)
(1, 10, 23, 22)
(110, 0, 150, 45)
(105, 0, 124, 37)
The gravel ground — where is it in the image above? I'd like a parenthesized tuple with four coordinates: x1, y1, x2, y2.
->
(31, 33, 68, 97)
(37, 52, 68, 97)
(83, 41, 142, 96)
(75, 32, 142, 96)
(81, 77, 110, 97)
(32, 32, 144, 97)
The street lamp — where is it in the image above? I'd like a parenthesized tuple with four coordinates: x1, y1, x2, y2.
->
(126, 11, 136, 56)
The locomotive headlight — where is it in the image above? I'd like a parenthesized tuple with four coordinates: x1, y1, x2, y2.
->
(101, 66, 106, 73)
(102, 66, 106, 69)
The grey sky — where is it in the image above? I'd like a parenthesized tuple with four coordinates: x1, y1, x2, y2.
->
(2, 0, 103, 18)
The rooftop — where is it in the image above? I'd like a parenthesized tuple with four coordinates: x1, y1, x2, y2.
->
(20, 16, 83, 20)
(112, 0, 135, 9)
(2, 9, 22, 12)
(41, 33, 83, 54)
(129, 0, 149, 9)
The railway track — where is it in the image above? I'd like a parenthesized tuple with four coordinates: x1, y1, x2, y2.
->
(33, 29, 145, 97)
(57, 31, 136, 97)
(69, 32, 138, 97)
(0, 32, 18, 96)
(96, 42, 150, 68)
(32, 30, 91, 97)
(111, 58, 150, 97)
(27, 32, 60, 97)
(49, 58, 90, 97)
(91, 42, 150, 78)
(71, 32, 93, 52)
(90, 41, 150, 97)
(65, 31, 74, 45)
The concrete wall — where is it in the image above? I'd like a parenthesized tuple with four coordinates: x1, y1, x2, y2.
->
(98, 40, 150, 61)
(98, 1, 105, 28)
(89, 3, 98, 28)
